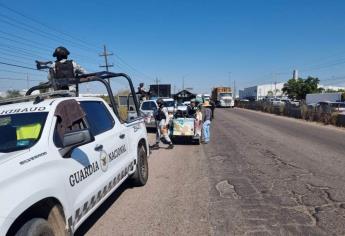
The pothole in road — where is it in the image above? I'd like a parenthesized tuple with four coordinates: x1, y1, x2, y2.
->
(216, 180, 241, 199)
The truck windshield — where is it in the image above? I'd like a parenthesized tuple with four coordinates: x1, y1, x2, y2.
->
(0, 112, 48, 153)
(220, 93, 232, 97)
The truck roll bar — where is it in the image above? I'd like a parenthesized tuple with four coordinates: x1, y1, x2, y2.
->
(25, 71, 140, 119)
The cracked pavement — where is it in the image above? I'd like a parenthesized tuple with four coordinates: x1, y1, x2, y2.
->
(205, 108, 345, 235)
(77, 108, 345, 236)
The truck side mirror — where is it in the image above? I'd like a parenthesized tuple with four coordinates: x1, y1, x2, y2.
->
(59, 129, 94, 157)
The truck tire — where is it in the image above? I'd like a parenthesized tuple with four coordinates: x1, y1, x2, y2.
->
(131, 145, 148, 186)
(15, 218, 54, 236)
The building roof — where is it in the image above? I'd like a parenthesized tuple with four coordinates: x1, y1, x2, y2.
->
(175, 89, 195, 96)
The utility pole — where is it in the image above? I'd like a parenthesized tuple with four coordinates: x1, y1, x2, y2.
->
(99, 45, 113, 83)
(155, 77, 160, 97)
(233, 80, 236, 99)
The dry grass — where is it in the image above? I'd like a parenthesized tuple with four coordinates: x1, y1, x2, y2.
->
(237, 101, 345, 127)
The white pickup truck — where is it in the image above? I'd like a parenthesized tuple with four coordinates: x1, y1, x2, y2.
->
(0, 73, 149, 235)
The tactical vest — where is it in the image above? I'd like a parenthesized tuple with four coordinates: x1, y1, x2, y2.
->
(54, 60, 75, 79)
(155, 108, 165, 121)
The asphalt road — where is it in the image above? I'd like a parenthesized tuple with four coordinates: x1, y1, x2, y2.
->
(76, 133, 212, 236)
(207, 108, 345, 236)
(77, 108, 345, 236)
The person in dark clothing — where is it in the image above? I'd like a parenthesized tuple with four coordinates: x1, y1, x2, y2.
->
(209, 99, 216, 119)
(151, 98, 174, 149)
(137, 83, 150, 101)
(187, 100, 197, 118)
(48, 47, 85, 90)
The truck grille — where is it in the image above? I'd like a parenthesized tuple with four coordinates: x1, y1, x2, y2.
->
(224, 99, 232, 103)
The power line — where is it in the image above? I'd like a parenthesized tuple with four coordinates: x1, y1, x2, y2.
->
(0, 56, 35, 67)
(0, 3, 99, 52)
(0, 33, 49, 53)
(113, 54, 154, 81)
(0, 12, 95, 53)
(0, 61, 46, 72)
(0, 68, 43, 76)
(0, 50, 37, 62)
(0, 3, 154, 82)
(0, 76, 43, 82)
(0, 43, 47, 59)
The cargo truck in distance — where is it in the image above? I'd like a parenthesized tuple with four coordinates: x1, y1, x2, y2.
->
(212, 87, 234, 108)
(306, 92, 343, 105)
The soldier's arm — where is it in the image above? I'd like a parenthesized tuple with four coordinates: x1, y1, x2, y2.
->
(163, 108, 170, 126)
(72, 61, 86, 75)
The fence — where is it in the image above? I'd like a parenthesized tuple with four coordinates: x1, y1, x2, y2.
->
(237, 100, 345, 127)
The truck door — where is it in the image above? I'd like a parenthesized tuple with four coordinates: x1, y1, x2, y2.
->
(51, 100, 104, 230)
(79, 100, 130, 195)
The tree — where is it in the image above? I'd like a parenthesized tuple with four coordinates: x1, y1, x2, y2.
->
(6, 90, 22, 98)
(282, 76, 320, 100)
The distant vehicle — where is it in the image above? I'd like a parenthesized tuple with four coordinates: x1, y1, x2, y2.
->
(183, 101, 191, 106)
(140, 100, 159, 129)
(271, 98, 287, 107)
(203, 94, 211, 101)
(162, 98, 176, 114)
(318, 101, 345, 114)
(176, 101, 188, 111)
(306, 92, 342, 105)
(211, 87, 234, 108)
(285, 99, 300, 106)
(197, 94, 210, 102)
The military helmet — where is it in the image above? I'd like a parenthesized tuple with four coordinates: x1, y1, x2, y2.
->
(156, 98, 164, 106)
(53, 46, 70, 58)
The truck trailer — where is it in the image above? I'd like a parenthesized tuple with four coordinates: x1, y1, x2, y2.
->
(306, 92, 342, 105)
(211, 87, 234, 108)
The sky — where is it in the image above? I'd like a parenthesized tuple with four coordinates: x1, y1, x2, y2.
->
(1, 0, 345, 94)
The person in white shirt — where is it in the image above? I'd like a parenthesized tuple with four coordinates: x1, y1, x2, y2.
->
(152, 98, 174, 149)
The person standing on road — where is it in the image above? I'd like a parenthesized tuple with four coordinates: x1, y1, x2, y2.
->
(195, 104, 203, 137)
(187, 99, 197, 118)
(210, 99, 216, 119)
(202, 101, 212, 144)
(152, 98, 174, 149)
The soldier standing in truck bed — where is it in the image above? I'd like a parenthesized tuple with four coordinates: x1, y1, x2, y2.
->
(48, 47, 86, 89)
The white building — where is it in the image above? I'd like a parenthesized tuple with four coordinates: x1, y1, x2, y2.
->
(239, 82, 285, 100)
(319, 85, 345, 91)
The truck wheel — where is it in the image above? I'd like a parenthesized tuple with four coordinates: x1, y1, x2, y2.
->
(131, 145, 148, 186)
(15, 218, 54, 236)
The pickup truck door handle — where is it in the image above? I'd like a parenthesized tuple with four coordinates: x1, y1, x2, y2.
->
(94, 144, 103, 151)
(119, 134, 126, 139)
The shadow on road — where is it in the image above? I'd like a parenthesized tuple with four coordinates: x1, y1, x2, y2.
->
(172, 136, 200, 145)
(146, 127, 157, 133)
(74, 180, 133, 236)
